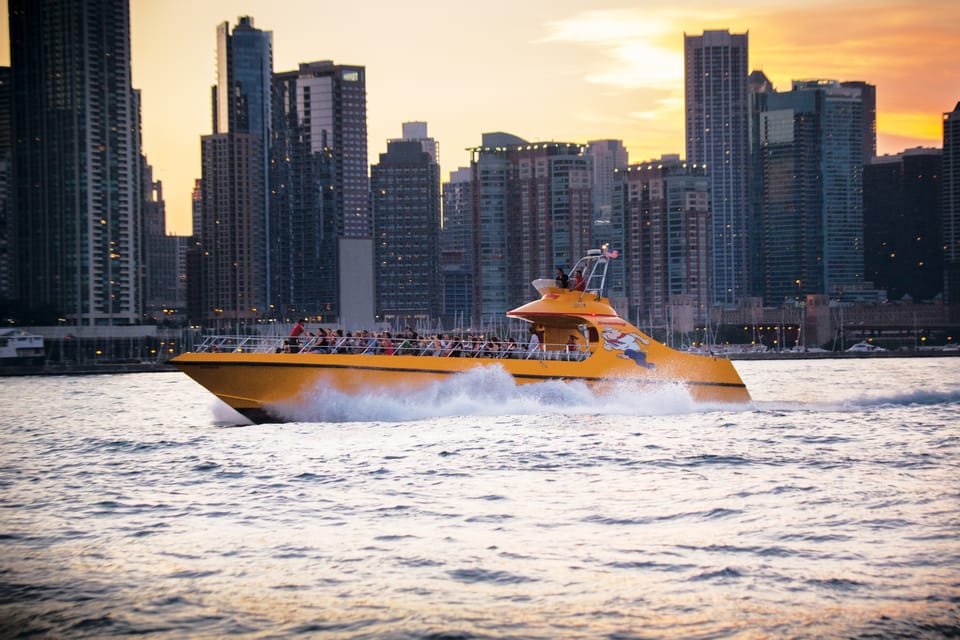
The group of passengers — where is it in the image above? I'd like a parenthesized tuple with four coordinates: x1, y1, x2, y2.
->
(286, 323, 536, 358)
(556, 267, 586, 291)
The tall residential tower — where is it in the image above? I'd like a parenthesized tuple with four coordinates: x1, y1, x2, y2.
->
(945, 102, 960, 305)
(756, 80, 865, 303)
(371, 134, 441, 326)
(197, 16, 272, 327)
(10, 0, 140, 325)
(684, 30, 750, 307)
(269, 61, 372, 328)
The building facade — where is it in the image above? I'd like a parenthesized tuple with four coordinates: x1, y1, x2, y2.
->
(470, 134, 593, 326)
(270, 67, 338, 322)
(586, 140, 629, 308)
(10, 0, 140, 325)
(756, 80, 865, 304)
(268, 61, 372, 326)
(371, 139, 441, 326)
(0, 67, 12, 303)
(198, 133, 266, 327)
(684, 29, 750, 307)
(196, 16, 272, 326)
(945, 102, 960, 305)
(841, 81, 877, 164)
(613, 157, 711, 331)
(864, 148, 942, 302)
(288, 61, 370, 239)
(390, 121, 438, 164)
(440, 167, 473, 329)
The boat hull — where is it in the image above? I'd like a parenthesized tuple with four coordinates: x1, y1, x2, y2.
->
(172, 348, 750, 423)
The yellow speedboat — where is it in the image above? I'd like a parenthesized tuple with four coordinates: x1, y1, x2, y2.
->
(173, 251, 750, 422)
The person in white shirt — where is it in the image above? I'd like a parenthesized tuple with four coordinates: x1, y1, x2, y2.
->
(527, 326, 541, 354)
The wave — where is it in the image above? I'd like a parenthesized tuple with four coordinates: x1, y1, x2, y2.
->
(272, 365, 711, 423)
(845, 388, 960, 408)
(752, 387, 960, 415)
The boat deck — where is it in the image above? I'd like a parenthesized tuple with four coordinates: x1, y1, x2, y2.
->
(194, 335, 591, 362)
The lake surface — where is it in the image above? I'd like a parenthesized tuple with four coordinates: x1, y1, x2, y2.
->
(1, 358, 959, 638)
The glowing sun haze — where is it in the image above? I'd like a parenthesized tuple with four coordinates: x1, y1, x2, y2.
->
(1, 0, 956, 235)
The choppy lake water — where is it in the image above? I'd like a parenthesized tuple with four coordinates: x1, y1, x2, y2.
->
(2, 357, 959, 638)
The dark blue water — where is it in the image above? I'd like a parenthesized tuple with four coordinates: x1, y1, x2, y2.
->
(2, 358, 959, 638)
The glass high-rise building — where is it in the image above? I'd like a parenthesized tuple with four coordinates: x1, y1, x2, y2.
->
(756, 80, 865, 304)
(288, 61, 370, 239)
(469, 134, 593, 326)
(945, 102, 960, 305)
(10, 0, 140, 325)
(612, 157, 711, 330)
(0, 66, 12, 303)
(684, 30, 750, 307)
(864, 148, 942, 302)
(268, 61, 371, 326)
(441, 167, 473, 328)
(371, 138, 441, 326)
(841, 81, 877, 164)
(197, 16, 272, 327)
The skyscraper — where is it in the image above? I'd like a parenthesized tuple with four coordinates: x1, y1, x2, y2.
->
(586, 140, 629, 309)
(289, 61, 370, 239)
(270, 66, 337, 322)
(469, 134, 593, 325)
(945, 102, 960, 305)
(10, 0, 140, 325)
(613, 157, 711, 330)
(198, 133, 265, 327)
(756, 80, 865, 303)
(864, 148, 942, 302)
(441, 167, 472, 328)
(585, 140, 628, 224)
(197, 16, 272, 327)
(841, 81, 877, 164)
(269, 61, 372, 328)
(684, 30, 750, 307)
(371, 136, 441, 326)
(0, 66, 12, 303)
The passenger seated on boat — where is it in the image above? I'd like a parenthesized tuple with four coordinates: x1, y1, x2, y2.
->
(572, 270, 586, 291)
(361, 331, 379, 355)
(555, 267, 569, 289)
(476, 335, 487, 357)
(448, 336, 463, 357)
(402, 326, 418, 350)
(427, 334, 443, 356)
(485, 336, 500, 358)
(332, 329, 346, 353)
(379, 332, 394, 356)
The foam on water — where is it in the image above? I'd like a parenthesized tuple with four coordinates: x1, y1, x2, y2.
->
(273, 364, 707, 423)
(202, 360, 960, 425)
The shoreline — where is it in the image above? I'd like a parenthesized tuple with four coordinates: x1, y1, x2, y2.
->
(0, 362, 178, 376)
(726, 349, 960, 361)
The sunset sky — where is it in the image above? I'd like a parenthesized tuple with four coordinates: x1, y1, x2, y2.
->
(2, 0, 958, 235)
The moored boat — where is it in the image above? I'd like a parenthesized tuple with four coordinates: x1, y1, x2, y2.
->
(0, 328, 45, 367)
(172, 251, 750, 422)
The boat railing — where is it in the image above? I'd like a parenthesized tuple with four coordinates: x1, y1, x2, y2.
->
(192, 335, 591, 362)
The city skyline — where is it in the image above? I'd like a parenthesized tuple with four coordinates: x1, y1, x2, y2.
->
(2, 0, 957, 236)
